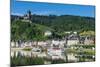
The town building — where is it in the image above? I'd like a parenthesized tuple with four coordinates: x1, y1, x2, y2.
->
(84, 36, 95, 45)
(66, 34, 80, 46)
(44, 31, 52, 36)
(79, 36, 95, 45)
(47, 39, 66, 60)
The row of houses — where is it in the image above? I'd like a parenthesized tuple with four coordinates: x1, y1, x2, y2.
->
(11, 33, 95, 48)
(66, 34, 95, 46)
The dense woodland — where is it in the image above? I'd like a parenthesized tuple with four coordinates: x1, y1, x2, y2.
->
(11, 15, 95, 41)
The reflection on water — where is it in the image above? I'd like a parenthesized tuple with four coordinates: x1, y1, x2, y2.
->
(11, 49, 95, 64)
(67, 53, 79, 62)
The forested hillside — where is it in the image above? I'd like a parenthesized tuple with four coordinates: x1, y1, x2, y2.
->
(11, 20, 53, 41)
(31, 15, 95, 32)
(11, 15, 95, 41)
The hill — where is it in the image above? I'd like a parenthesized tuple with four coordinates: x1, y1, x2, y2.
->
(11, 14, 95, 41)
(31, 15, 95, 32)
(11, 20, 53, 41)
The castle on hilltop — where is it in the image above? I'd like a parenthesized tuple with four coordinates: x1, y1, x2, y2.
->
(22, 10, 32, 23)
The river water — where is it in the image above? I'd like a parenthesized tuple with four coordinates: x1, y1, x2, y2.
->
(11, 48, 95, 65)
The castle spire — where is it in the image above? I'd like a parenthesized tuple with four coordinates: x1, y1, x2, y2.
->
(27, 10, 32, 23)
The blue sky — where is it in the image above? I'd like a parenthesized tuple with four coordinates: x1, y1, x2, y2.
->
(11, 0, 95, 17)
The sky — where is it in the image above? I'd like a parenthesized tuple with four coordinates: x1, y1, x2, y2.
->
(11, 0, 95, 17)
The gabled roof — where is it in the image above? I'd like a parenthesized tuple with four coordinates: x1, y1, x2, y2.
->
(67, 34, 79, 40)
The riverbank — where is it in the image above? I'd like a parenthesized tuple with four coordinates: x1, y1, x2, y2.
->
(66, 48, 95, 55)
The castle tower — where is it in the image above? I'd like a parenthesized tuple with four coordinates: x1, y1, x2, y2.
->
(27, 10, 32, 23)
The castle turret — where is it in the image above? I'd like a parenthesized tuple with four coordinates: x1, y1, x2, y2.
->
(23, 10, 32, 23)
(27, 10, 32, 23)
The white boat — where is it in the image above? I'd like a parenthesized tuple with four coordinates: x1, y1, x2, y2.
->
(32, 47, 41, 52)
